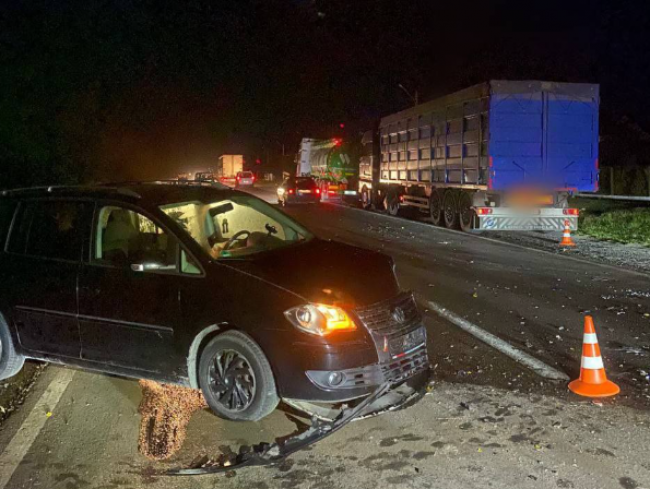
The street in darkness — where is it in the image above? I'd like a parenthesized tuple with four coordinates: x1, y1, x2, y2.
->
(1, 2, 650, 489)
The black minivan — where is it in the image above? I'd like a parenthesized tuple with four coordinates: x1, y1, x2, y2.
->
(0, 182, 428, 421)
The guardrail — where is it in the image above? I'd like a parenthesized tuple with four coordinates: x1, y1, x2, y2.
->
(575, 193, 650, 202)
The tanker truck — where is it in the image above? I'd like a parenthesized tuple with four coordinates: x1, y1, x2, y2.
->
(296, 137, 359, 203)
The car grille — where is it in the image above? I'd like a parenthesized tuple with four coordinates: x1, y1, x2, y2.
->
(354, 291, 421, 336)
(380, 345, 428, 383)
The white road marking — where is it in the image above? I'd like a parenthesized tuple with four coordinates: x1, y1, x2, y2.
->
(419, 297, 570, 381)
(0, 368, 75, 489)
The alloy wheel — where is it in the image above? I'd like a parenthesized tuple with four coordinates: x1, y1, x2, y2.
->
(208, 349, 256, 412)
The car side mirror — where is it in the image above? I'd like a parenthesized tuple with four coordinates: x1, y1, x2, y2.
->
(131, 262, 164, 272)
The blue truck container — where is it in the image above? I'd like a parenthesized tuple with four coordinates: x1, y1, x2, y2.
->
(358, 80, 600, 231)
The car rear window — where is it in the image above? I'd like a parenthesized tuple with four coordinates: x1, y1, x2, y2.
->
(296, 178, 316, 190)
(240, 172, 253, 178)
(0, 202, 17, 251)
(7, 201, 87, 261)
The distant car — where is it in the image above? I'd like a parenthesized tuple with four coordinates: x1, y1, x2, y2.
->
(0, 182, 429, 421)
(235, 171, 255, 188)
(277, 177, 321, 206)
(195, 171, 215, 181)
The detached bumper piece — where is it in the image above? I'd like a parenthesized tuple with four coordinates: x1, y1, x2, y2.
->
(166, 382, 392, 476)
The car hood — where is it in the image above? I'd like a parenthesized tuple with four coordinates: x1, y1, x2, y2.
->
(225, 239, 400, 307)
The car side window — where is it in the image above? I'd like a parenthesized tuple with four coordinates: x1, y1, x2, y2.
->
(7, 201, 86, 261)
(94, 206, 178, 271)
(180, 249, 201, 275)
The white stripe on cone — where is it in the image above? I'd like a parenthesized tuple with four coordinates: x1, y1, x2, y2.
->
(582, 333, 598, 344)
(581, 356, 604, 370)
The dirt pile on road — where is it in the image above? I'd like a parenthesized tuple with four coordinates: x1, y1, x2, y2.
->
(138, 380, 207, 460)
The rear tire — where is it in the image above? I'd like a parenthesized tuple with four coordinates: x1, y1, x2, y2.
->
(386, 195, 401, 216)
(429, 189, 443, 226)
(443, 190, 460, 229)
(361, 187, 372, 210)
(0, 314, 25, 381)
(198, 331, 279, 422)
(459, 191, 475, 232)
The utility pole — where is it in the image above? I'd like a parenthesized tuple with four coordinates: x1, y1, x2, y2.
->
(398, 83, 419, 106)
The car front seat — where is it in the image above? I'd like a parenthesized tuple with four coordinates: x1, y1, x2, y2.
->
(102, 210, 138, 264)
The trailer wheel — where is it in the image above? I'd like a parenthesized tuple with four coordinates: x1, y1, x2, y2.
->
(429, 190, 443, 226)
(361, 187, 372, 210)
(386, 195, 401, 216)
(443, 190, 460, 229)
(459, 191, 475, 232)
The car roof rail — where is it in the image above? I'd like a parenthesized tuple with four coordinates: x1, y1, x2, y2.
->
(101, 180, 229, 189)
(0, 184, 142, 199)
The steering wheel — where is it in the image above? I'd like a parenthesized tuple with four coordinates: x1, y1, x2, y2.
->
(222, 230, 251, 251)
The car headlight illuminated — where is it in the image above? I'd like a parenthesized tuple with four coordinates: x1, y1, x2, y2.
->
(284, 304, 357, 335)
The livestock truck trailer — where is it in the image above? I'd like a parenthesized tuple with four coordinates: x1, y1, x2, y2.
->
(358, 80, 600, 231)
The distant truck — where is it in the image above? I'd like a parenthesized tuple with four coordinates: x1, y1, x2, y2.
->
(296, 138, 358, 201)
(358, 80, 600, 231)
(217, 155, 244, 184)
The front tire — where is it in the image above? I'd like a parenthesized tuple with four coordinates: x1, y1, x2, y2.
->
(198, 331, 279, 422)
(0, 315, 25, 381)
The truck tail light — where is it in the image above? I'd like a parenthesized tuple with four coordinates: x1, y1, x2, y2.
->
(476, 208, 493, 215)
(563, 208, 579, 216)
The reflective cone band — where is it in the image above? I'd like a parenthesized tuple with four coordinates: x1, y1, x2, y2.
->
(560, 219, 576, 247)
(568, 316, 620, 398)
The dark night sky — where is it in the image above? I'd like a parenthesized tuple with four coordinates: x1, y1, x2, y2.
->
(0, 0, 649, 184)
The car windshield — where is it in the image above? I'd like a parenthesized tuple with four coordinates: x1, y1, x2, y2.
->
(159, 194, 314, 259)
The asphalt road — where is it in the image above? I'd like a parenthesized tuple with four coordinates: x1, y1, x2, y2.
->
(254, 185, 650, 407)
(0, 183, 649, 489)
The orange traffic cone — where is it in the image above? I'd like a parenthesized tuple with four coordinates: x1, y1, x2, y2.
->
(568, 316, 620, 398)
(560, 219, 576, 247)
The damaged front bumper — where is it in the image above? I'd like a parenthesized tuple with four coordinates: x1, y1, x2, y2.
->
(167, 370, 431, 476)
(284, 368, 429, 422)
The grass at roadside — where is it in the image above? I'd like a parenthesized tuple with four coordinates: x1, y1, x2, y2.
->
(569, 197, 650, 246)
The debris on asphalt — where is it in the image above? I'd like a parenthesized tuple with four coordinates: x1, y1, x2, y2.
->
(167, 383, 392, 476)
(138, 380, 207, 461)
(0, 362, 47, 426)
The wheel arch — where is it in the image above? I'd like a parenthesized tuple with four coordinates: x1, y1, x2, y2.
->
(187, 323, 227, 389)
(187, 324, 279, 390)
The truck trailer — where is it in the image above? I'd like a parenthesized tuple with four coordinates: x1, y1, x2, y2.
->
(297, 138, 359, 201)
(358, 80, 599, 231)
(217, 154, 244, 184)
